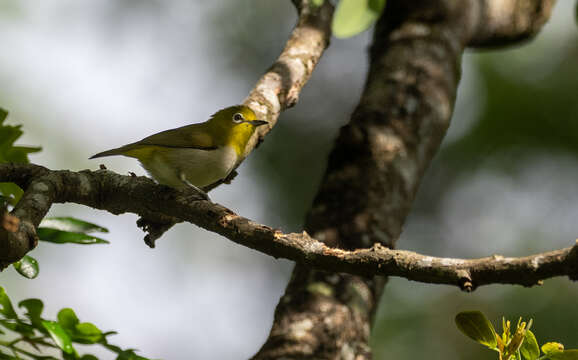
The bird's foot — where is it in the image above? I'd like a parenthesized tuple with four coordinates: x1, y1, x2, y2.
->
(182, 185, 210, 201)
(179, 173, 210, 201)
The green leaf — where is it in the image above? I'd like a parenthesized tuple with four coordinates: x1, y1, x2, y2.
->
(0, 194, 8, 208)
(455, 311, 498, 349)
(73, 322, 102, 344)
(116, 350, 149, 360)
(0, 287, 17, 319)
(520, 330, 540, 360)
(542, 347, 578, 360)
(102, 330, 119, 338)
(543, 343, 565, 356)
(105, 343, 149, 360)
(39, 217, 108, 234)
(57, 308, 80, 331)
(311, 0, 324, 7)
(0, 122, 41, 164)
(42, 321, 76, 355)
(0, 107, 41, 205)
(0, 350, 18, 360)
(18, 298, 44, 328)
(0, 108, 7, 122)
(0, 183, 23, 206)
(103, 343, 124, 354)
(551, 350, 578, 360)
(80, 355, 99, 360)
(332, 0, 386, 38)
(0, 319, 35, 336)
(13, 255, 40, 279)
(37, 228, 109, 245)
(63, 352, 77, 360)
(57, 308, 102, 344)
(37, 217, 109, 245)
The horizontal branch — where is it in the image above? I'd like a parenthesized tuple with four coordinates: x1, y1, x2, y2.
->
(1, 163, 576, 290)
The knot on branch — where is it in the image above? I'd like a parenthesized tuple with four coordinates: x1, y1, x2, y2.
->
(456, 269, 474, 292)
(0, 214, 38, 267)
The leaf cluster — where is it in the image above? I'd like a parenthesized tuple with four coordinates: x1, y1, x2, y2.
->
(456, 311, 578, 360)
(0, 108, 110, 279)
(0, 287, 151, 360)
(0, 108, 41, 207)
(11, 217, 109, 280)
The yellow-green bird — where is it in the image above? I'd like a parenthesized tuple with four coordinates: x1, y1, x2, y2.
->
(90, 105, 267, 197)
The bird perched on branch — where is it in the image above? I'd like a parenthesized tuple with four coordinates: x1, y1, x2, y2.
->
(90, 105, 267, 199)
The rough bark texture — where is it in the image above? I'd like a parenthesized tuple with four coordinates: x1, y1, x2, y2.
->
(2, 163, 576, 287)
(252, 0, 556, 358)
(253, 1, 466, 358)
(470, 0, 555, 47)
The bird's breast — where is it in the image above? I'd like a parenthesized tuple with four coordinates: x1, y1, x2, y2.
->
(139, 145, 238, 189)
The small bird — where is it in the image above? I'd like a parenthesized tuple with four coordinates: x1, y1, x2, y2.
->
(90, 105, 268, 198)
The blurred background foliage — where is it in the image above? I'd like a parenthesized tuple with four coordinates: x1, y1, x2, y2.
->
(0, 1, 576, 359)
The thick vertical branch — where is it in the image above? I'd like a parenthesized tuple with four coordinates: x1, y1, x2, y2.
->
(252, 1, 472, 358)
(254, 0, 558, 357)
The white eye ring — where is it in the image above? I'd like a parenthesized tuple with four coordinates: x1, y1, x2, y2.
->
(232, 113, 244, 123)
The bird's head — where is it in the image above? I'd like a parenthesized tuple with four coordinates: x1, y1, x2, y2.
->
(209, 105, 268, 154)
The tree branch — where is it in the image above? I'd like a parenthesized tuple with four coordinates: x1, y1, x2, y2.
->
(201, 0, 332, 185)
(241, 0, 333, 159)
(129, 0, 334, 245)
(252, 0, 560, 358)
(2, 163, 576, 288)
(468, 0, 556, 47)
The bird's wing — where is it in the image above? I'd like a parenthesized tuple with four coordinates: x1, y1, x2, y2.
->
(136, 123, 217, 150)
(90, 124, 217, 159)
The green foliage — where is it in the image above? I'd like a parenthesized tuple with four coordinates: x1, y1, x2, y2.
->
(541, 343, 578, 360)
(332, 0, 386, 38)
(12, 255, 39, 279)
(0, 107, 41, 206)
(0, 287, 17, 319)
(0, 287, 151, 360)
(455, 311, 498, 350)
(37, 217, 109, 245)
(0, 108, 110, 278)
(311, 0, 324, 7)
(521, 330, 540, 360)
(38, 218, 108, 235)
(10, 218, 109, 279)
(456, 311, 578, 360)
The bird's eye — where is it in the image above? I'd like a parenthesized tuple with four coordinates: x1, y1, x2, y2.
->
(232, 113, 244, 123)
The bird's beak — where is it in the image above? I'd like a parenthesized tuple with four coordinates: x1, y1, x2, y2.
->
(248, 120, 268, 127)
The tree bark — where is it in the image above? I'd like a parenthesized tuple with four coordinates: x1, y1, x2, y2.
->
(252, 0, 556, 358)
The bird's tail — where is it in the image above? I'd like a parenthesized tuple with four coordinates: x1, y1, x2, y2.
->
(90, 143, 147, 159)
(89, 147, 126, 159)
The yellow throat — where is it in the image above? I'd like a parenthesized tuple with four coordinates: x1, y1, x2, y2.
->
(90, 105, 267, 190)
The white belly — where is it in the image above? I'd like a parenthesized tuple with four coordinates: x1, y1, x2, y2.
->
(140, 146, 238, 190)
